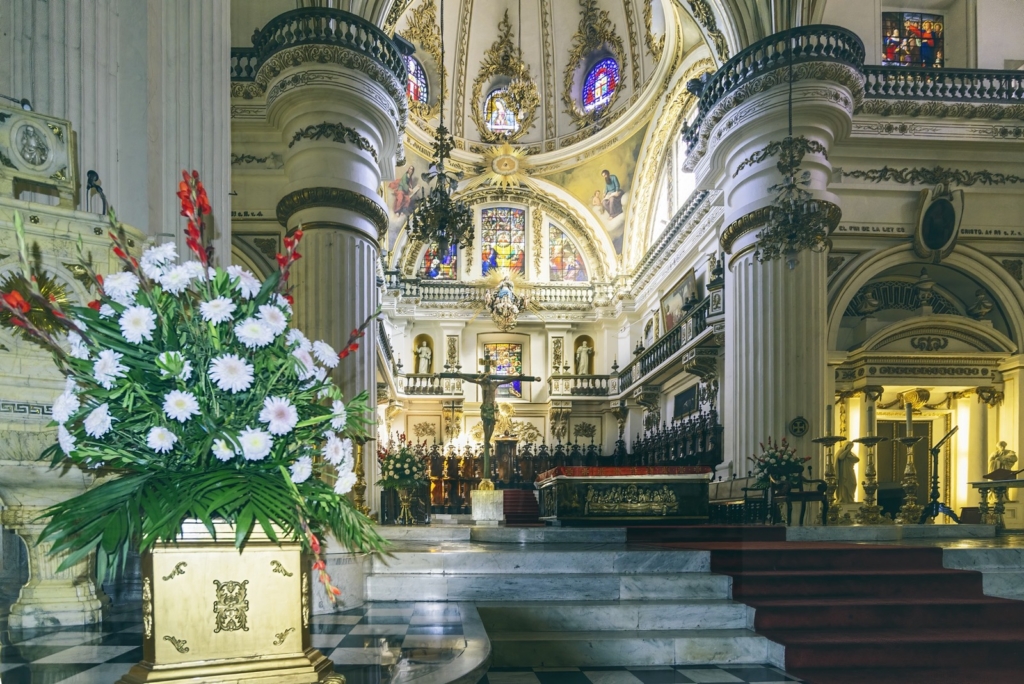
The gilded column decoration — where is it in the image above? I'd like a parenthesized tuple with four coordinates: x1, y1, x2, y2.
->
(142, 577, 154, 639)
(532, 208, 544, 277)
(212, 580, 251, 633)
(684, 0, 730, 63)
(452, 0, 475, 138)
(470, 10, 540, 143)
(402, 0, 447, 120)
(540, 0, 557, 146)
(552, 337, 564, 370)
(621, 0, 642, 91)
(563, 0, 627, 129)
(643, 0, 665, 59)
(287, 121, 380, 164)
(301, 573, 311, 628)
(446, 335, 459, 367)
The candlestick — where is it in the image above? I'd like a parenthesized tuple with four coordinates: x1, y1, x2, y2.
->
(895, 435, 924, 524)
(905, 402, 913, 435)
(867, 405, 875, 437)
(854, 435, 892, 525)
(825, 405, 832, 435)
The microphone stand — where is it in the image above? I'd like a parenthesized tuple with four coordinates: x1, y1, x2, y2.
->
(919, 426, 959, 524)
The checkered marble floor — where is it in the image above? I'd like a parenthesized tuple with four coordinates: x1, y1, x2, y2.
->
(0, 601, 475, 684)
(480, 666, 803, 684)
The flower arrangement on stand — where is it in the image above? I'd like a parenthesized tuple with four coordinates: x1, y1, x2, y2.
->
(378, 438, 429, 525)
(750, 437, 810, 489)
(0, 171, 384, 681)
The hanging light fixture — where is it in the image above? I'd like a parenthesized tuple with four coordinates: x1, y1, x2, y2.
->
(504, 0, 533, 122)
(407, 0, 474, 255)
(733, 30, 839, 269)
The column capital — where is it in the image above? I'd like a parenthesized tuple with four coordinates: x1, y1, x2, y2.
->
(277, 191, 388, 240)
(860, 386, 885, 402)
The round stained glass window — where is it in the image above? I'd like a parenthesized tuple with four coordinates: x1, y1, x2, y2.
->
(582, 58, 619, 113)
(483, 89, 519, 135)
(405, 55, 429, 104)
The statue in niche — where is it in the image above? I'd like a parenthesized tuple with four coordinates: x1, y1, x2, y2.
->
(575, 341, 593, 375)
(835, 441, 860, 504)
(990, 441, 1018, 472)
(415, 340, 432, 375)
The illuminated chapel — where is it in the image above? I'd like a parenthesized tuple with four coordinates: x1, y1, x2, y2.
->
(2, 1, 1024, 683)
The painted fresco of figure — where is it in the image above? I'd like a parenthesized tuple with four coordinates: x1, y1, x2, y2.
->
(388, 165, 418, 215)
(601, 169, 624, 218)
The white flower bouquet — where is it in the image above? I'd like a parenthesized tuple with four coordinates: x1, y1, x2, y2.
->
(0, 171, 382, 599)
(377, 441, 428, 490)
(749, 437, 810, 489)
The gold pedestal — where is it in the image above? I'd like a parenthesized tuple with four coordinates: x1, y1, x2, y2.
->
(896, 436, 924, 525)
(813, 436, 847, 526)
(854, 436, 893, 525)
(396, 487, 415, 525)
(352, 442, 370, 516)
(115, 521, 342, 684)
(477, 478, 495, 491)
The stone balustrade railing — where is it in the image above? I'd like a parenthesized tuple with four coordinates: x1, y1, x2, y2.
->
(396, 374, 463, 396)
(549, 375, 612, 397)
(378, 319, 394, 364)
(229, 7, 406, 84)
(383, 275, 598, 310)
(862, 65, 1024, 102)
(616, 297, 711, 393)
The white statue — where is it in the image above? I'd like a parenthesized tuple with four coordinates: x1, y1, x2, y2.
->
(415, 340, 432, 375)
(835, 441, 860, 504)
(990, 441, 1018, 472)
(575, 341, 592, 375)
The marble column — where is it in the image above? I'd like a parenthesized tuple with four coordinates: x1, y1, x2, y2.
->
(146, 0, 232, 265)
(970, 392, 989, 502)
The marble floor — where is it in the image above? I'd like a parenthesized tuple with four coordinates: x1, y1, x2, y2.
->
(480, 665, 802, 684)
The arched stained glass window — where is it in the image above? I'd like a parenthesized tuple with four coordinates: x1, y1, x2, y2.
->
(483, 342, 523, 398)
(420, 243, 457, 280)
(882, 13, 944, 68)
(582, 58, 619, 112)
(549, 228, 588, 282)
(405, 55, 429, 103)
(481, 207, 526, 275)
(483, 89, 519, 135)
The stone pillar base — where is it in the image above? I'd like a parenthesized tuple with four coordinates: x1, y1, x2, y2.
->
(471, 490, 504, 526)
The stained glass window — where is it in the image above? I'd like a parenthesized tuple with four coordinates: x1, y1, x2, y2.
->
(882, 13, 944, 68)
(420, 243, 457, 280)
(549, 227, 588, 282)
(582, 58, 619, 112)
(483, 89, 519, 135)
(481, 207, 526, 275)
(405, 55, 429, 103)
(483, 342, 523, 399)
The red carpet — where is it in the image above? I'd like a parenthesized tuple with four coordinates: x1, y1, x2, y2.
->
(503, 489, 541, 525)
(678, 542, 1024, 684)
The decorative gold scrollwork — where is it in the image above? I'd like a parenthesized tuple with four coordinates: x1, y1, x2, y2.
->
(162, 562, 187, 581)
(274, 627, 295, 646)
(163, 635, 190, 653)
(142, 577, 153, 639)
(213, 579, 251, 633)
(301, 573, 310, 628)
(270, 560, 294, 577)
(584, 483, 679, 516)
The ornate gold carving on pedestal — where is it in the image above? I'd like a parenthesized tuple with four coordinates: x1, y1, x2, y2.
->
(301, 573, 310, 628)
(273, 627, 295, 646)
(814, 435, 846, 525)
(275, 187, 389, 234)
(854, 436, 893, 525)
(563, 0, 627, 129)
(212, 580, 251, 633)
(287, 121, 379, 163)
(270, 560, 293, 577)
(162, 562, 187, 581)
(584, 484, 679, 515)
(896, 436, 925, 524)
(142, 578, 154, 639)
(163, 635, 190, 654)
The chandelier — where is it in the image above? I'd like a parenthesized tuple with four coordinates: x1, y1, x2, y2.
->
(734, 30, 838, 269)
(484, 273, 529, 331)
(407, 0, 474, 255)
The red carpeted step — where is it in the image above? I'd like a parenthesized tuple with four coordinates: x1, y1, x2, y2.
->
(503, 489, 540, 525)
(626, 526, 786, 543)
(731, 568, 984, 599)
(709, 546, 944, 572)
(749, 596, 1024, 630)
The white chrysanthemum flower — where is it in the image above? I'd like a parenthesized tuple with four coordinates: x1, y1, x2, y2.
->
(238, 427, 273, 461)
(147, 426, 177, 453)
(331, 400, 348, 431)
(312, 341, 339, 368)
(322, 433, 345, 466)
(103, 272, 140, 306)
(208, 354, 254, 393)
(98, 304, 116, 318)
(140, 242, 177, 280)
(182, 261, 207, 281)
(234, 318, 275, 349)
(227, 265, 261, 300)
(337, 439, 354, 471)
(259, 396, 298, 436)
(64, 376, 79, 394)
(93, 349, 128, 389)
(119, 305, 157, 344)
(286, 328, 311, 351)
(293, 348, 316, 380)
(68, 334, 91, 359)
(163, 390, 200, 423)
(159, 265, 193, 295)
(212, 438, 236, 462)
(57, 424, 76, 455)
(52, 390, 80, 424)
(199, 297, 236, 324)
(273, 294, 293, 313)
(156, 351, 193, 381)
(84, 403, 114, 438)
(257, 304, 288, 336)
(290, 456, 313, 484)
(334, 469, 357, 495)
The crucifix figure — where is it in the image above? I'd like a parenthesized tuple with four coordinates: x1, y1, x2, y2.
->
(439, 355, 540, 490)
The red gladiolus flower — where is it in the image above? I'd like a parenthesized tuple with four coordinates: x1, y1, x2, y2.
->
(313, 560, 326, 571)
(350, 342, 359, 352)
(87, 300, 102, 311)
(2, 290, 30, 313)
(330, 586, 341, 596)
(284, 294, 294, 305)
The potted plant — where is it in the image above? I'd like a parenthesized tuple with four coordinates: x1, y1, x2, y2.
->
(750, 437, 810, 488)
(377, 440, 429, 524)
(0, 171, 383, 683)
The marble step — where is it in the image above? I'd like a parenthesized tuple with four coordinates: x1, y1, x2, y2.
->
(942, 547, 1024, 600)
(469, 526, 626, 544)
(371, 549, 709, 575)
(488, 628, 781, 667)
(366, 572, 731, 602)
(477, 600, 753, 632)
(376, 526, 472, 542)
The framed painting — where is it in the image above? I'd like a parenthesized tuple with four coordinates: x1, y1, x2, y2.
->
(660, 268, 697, 331)
(673, 386, 698, 419)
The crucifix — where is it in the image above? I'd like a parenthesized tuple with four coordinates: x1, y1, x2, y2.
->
(439, 355, 540, 490)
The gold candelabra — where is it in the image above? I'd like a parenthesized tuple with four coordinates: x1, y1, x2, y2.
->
(854, 435, 893, 525)
(895, 435, 924, 524)
(352, 441, 370, 516)
(813, 435, 847, 525)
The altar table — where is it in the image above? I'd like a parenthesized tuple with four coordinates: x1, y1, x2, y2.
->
(536, 466, 712, 525)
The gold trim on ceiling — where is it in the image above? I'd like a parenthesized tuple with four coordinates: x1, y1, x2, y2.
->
(470, 9, 541, 144)
(562, 0, 628, 130)
(622, 0, 642, 93)
(643, 0, 665, 60)
(540, 0, 557, 147)
(452, 0, 475, 139)
(401, 0, 448, 121)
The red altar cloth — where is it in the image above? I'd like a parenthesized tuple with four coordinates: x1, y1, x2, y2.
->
(536, 465, 713, 482)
